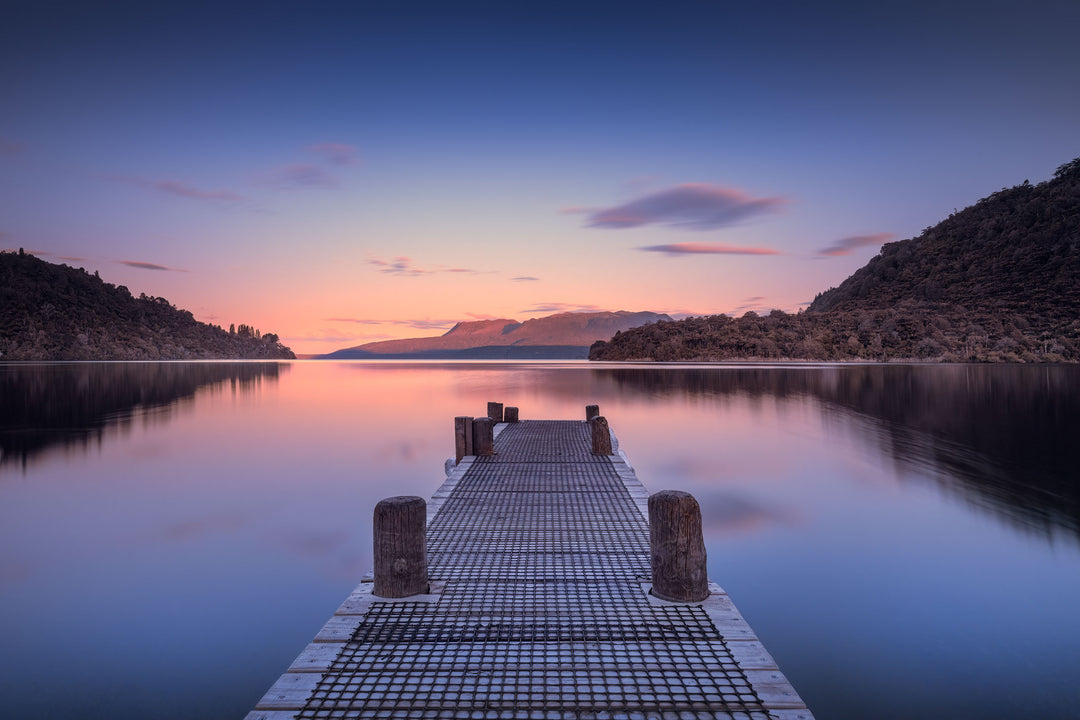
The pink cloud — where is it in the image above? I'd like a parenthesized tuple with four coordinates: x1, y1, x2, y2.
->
(585, 183, 788, 230)
(817, 233, 893, 257)
(366, 255, 483, 276)
(639, 242, 781, 256)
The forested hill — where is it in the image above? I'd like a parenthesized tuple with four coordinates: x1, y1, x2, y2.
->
(0, 251, 295, 360)
(591, 158, 1080, 363)
(810, 160, 1080, 318)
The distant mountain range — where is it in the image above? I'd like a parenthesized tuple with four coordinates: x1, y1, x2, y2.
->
(322, 311, 672, 359)
(0, 251, 295, 360)
(591, 157, 1080, 362)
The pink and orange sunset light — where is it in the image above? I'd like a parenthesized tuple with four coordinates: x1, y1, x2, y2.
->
(2, 0, 1077, 354)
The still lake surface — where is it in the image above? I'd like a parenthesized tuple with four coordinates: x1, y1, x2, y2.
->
(1, 360, 1079, 720)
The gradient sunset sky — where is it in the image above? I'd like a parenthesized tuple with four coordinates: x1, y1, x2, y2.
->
(2, 0, 1077, 353)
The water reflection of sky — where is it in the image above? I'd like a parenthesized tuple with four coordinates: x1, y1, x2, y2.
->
(1, 361, 1079, 720)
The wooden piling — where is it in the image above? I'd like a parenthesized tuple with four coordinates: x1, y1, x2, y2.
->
(648, 490, 708, 602)
(473, 417, 494, 455)
(454, 416, 474, 462)
(372, 496, 428, 598)
(487, 402, 504, 423)
(590, 415, 612, 455)
(504, 406, 519, 423)
(585, 404, 600, 422)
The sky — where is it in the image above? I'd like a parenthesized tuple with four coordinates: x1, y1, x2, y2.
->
(2, 0, 1077, 354)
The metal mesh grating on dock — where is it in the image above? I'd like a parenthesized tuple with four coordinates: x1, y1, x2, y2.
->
(474, 420, 611, 463)
(294, 419, 773, 719)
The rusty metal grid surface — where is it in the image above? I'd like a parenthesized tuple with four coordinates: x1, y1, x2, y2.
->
(298, 420, 767, 719)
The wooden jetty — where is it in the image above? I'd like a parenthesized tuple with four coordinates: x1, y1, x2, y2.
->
(248, 407, 813, 720)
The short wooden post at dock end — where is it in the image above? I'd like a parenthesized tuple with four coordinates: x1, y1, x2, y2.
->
(585, 404, 600, 422)
(454, 416, 474, 462)
(590, 415, 612, 455)
(504, 406, 519, 423)
(487, 402, 504, 423)
(648, 490, 709, 602)
(373, 496, 428, 598)
(473, 417, 494, 455)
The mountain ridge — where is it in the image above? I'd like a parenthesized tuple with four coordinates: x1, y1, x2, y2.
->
(322, 311, 672, 359)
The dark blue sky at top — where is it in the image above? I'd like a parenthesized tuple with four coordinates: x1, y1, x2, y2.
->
(1, 0, 1078, 348)
(8, 0, 1076, 159)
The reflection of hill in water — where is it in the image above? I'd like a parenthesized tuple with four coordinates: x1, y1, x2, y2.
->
(597, 365, 1080, 541)
(0, 362, 286, 469)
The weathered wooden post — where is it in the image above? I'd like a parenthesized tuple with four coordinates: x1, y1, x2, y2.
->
(487, 402, 504, 423)
(454, 416, 474, 462)
(585, 404, 600, 422)
(590, 415, 612, 455)
(373, 496, 428, 598)
(504, 406, 519, 423)
(649, 490, 708, 602)
(473, 417, 494, 455)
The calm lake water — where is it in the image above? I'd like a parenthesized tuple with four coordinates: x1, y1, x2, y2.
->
(1, 360, 1079, 720)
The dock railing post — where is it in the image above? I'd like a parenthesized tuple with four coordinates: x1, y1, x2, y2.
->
(585, 404, 600, 422)
(648, 490, 709, 602)
(487, 402, 504, 423)
(473, 417, 494, 455)
(454, 416, 474, 462)
(373, 496, 428, 598)
(590, 415, 612, 455)
(504, 406, 519, 423)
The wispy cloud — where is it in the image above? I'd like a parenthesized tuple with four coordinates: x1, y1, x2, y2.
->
(307, 143, 359, 166)
(263, 143, 358, 190)
(122, 177, 246, 203)
(367, 255, 485, 276)
(520, 302, 603, 314)
(403, 319, 459, 330)
(367, 256, 428, 276)
(511, 276, 539, 282)
(817, 233, 893, 257)
(118, 260, 187, 272)
(639, 242, 781, 256)
(268, 163, 338, 189)
(734, 296, 771, 312)
(582, 183, 787, 230)
(326, 317, 460, 330)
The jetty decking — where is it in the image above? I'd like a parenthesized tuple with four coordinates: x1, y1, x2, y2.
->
(248, 416, 812, 720)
